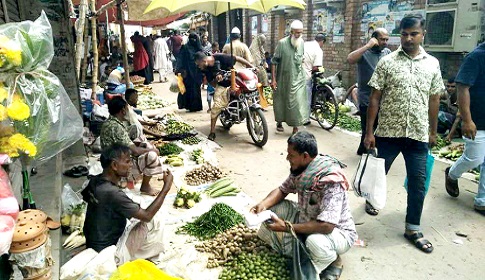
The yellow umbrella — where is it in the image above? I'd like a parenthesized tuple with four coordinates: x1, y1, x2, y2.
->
(144, 0, 249, 14)
(144, 0, 306, 16)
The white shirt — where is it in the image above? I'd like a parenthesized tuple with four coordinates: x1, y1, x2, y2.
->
(303, 40, 323, 80)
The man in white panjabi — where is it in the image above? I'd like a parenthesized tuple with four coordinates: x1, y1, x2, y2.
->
(153, 35, 172, 83)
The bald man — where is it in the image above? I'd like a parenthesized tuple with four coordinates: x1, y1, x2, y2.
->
(347, 28, 391, 157)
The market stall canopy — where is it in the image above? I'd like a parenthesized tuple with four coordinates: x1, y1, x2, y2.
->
(144, 0, 306, 16)
(73, 0, 186, 27)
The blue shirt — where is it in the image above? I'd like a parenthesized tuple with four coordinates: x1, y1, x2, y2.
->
(455, 43, 485, 130)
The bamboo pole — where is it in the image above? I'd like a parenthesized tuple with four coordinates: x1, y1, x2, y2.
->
(81, 20, 90, 84)
(96, 0, 118, 17)
(75, 0, 88, 80)
(90, 0, 99, 99)
(117, 0, 130, 87)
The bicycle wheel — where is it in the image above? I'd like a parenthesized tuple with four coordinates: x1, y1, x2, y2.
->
(312, 85, 339, 130)
(246, 108, 268, 147)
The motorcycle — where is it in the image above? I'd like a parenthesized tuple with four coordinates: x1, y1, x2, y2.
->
(310, 68, 342, 130)
(218, 69, 269, 147)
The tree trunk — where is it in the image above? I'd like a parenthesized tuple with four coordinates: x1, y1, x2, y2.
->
(81, 19, 90, 84)
(117, 0, 130, 87)
(75, 0, 88, 80)
(90, 0, 98, 99)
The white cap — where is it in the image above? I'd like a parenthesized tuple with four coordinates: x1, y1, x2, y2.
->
(231, 27, 241, 34)
(290, 20, 303, 30)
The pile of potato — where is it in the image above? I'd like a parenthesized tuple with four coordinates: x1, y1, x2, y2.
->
(195, 224, 271, 268)
(184, 163, 224, 186)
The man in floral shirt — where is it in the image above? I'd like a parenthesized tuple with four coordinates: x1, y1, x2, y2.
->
(253, 131, 356, 279)
(364, 14, 444, 253)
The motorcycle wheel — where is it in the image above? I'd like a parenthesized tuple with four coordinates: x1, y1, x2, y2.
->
(246, 108, 268, 147)
(312, 85, 339, 130)
(219, 110, 233, 130)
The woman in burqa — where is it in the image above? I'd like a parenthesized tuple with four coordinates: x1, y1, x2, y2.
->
(175, 33, 203, 112)
(249, 34, 269, 87)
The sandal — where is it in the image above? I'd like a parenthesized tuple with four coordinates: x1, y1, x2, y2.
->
(365, 201, 379, 216)
(276, 123, 284, 132)
(404, 232, 433, 253)
(445, 167, 459, 197)
(320, 265, 343, 280)
(208, 133, 216, 141)
(63, 166, 83, 178)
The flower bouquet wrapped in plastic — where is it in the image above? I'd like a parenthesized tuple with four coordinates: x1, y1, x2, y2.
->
(0, 12, 83, 209)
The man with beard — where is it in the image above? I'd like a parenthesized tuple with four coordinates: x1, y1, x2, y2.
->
(364, 14, 444, 253)
(222, 27, 253, 69)
(271, 20, 308, 134)
(348, 28, 391, 157)
(252, 131, 357, 279)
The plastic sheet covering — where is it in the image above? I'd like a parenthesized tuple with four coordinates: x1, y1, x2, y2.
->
(9, 237, 52, 269)
(0, 166, 19, 221)
(0, 11, 83, 164)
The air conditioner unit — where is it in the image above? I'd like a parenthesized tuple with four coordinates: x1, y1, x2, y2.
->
(424, 0, 485, 52)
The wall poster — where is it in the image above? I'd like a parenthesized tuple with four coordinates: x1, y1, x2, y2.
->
(313, 5, 345, 43)
(251, 16, 258, 36)
(261, 14, 268, 33)
(360, 0, 424, 45)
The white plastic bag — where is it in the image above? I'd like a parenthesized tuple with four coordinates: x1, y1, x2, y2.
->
(352, 151, 387, 210)
(60, 248, 98, 280)
(61, 183, 83, 214)
(78, 245, 117, 279)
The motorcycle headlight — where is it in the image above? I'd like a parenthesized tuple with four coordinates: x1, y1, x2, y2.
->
(244, 80, 257, 90)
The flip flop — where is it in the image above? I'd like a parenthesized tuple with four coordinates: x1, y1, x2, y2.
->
(365, 201, 379, 216)
(320, 265, 343, 280)
(404, 232, 433, 253)
(63, 166, 83, 178)
(276, 124, 284, 132)
(208, 133, 216, 141)
(445, 167, 459, 197)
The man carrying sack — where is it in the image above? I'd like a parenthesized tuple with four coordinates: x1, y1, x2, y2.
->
(251, 131, 357, 280)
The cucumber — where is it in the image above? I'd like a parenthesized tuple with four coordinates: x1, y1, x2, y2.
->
(205, 177, 233, 194)
(210, 185, 239, 198)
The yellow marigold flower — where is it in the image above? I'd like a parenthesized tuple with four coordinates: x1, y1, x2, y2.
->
(0, 137, 19, 158)
(5, 49, 21, 66)
(0, 86, 8, 103)
(0, 104, 7, 121)
(8, 133, 37, 157)
(7, 100, 30, 120)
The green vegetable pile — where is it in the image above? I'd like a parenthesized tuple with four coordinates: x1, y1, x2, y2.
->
(174, 186, 201, 209)
(337, 113, 361, 132)
(219, 252, 291, 280)
(137, 94, 168, 110)
(182, 136, 202, 145)
(191, 149, 204, 164)
(166, 119, 193, 135)
(432, 135, 448, 151)
(158, 142, 184, 156)
(176, 203, 244, 240)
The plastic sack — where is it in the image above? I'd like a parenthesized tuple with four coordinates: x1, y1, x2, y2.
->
(0, 166, 19, 221)
(404, 151, 435, 195)
(0, 215, 15, 255)
(110, 259, 182, 280)
(78, 245, 117, 280)
(0, 11, 83, 164)
(60, 248, 98, 280)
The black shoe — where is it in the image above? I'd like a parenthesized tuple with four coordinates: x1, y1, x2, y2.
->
(445, 167, 459, 197)
(303, 120, 311, 126)
(208, 133, 216, 141)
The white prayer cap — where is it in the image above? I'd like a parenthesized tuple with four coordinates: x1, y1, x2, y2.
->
(231, 27, 241, 34)
(290, 20, 303, 30)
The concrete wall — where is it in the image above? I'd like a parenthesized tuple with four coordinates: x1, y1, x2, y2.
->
(221, 0, 468, 87)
